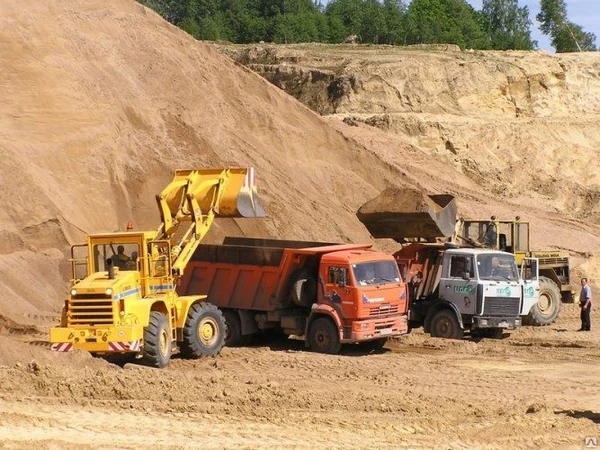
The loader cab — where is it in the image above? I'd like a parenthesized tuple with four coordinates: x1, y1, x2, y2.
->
(461, 219, 530, 258)
(88, 236, 143, 273)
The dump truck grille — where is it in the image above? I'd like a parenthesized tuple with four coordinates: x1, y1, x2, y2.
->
(482, 297, 520, 317)
(68, 295, 114, 326)
(369, 304, 400, 317)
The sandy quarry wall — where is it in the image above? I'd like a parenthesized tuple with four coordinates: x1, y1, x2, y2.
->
(1, 2, 599, 327)
(222, 44, 600, 219)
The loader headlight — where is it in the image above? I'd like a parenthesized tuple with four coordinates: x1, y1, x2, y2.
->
(70, 288, 77, 296)
(105, 288, 113, 296)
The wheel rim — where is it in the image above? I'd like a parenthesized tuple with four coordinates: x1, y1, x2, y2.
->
(159, 327, 169, 357)
(434, 317, 453, 338)
(315, 327, 330, 349)
(538, 293, 551, 313)
(198, 317, 219, 347)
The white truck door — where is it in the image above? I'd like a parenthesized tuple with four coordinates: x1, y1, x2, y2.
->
(521, 257, 540, 316)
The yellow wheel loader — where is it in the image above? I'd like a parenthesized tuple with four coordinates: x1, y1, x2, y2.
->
(49, 168, 266, 367)
(457, 218, 572, 326)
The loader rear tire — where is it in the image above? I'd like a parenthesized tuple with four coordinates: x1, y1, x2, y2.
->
(142, 311, 172, 368)
(180, 302, 226, 358)
(308, 317, 341, 354)
(430, 310, 463, 340)
(523, 276, 561, 326)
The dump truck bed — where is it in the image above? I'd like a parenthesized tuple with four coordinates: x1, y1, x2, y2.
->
(178, 238, 372, 311)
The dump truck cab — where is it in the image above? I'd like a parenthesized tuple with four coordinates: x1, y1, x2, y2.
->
(397, 244, 524, 339)
(316, 248, 408, 343)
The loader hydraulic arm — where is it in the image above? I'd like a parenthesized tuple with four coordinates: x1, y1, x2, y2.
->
(154, 168, 265, 277)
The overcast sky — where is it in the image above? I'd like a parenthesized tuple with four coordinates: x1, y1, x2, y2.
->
(322, 1, 599, 52)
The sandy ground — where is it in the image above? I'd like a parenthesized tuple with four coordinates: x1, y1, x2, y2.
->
(0, 304, 598, 449)
(0, 1, 599, 448)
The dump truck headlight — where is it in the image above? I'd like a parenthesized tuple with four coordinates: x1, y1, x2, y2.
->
(105, 288, 113, 296)
(70, 288, 77, 296)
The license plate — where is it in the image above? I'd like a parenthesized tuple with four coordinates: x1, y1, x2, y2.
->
(380, 328, 393, 336)
(498, 322, 509, 327)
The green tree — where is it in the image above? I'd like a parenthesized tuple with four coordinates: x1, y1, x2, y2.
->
(537, 0, 597, 52)
(139, 0, 188, 24)
(481, 0, 535, 50)
(406, 0, 488, 49)
(326, 0, 364, 37)
(360, 0, 387, 43)
(382, 0, 407, 45)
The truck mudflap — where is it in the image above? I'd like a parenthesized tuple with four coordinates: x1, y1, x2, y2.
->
(49, 325, 143, 353)
(472, 316, 521, 329)
(343, 315, 409, 343)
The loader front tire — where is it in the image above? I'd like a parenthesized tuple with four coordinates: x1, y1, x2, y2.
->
(142, 311, 172, 368)
(523, 276, 561, 326)
(180, 302, 226, 358)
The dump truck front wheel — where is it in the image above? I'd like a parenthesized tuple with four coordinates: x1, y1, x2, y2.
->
(430, 309, 463, 340)
(181, 302, 226, 358)
(142, 311, 172, 368)
(308, 317, 341, 354)
(523, 276, 561, 326)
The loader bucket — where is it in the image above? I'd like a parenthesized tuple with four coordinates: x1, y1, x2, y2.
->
(357, 188, 457, 240)
(158, 168, 266, 223)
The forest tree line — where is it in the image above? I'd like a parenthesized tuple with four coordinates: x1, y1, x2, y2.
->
(139, 0, 597, 52)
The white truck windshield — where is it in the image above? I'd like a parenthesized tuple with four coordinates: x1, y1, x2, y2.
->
(477, 253, 519, 281)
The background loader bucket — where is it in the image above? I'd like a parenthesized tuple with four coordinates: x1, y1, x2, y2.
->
(159, 168, 266, 224)
(357, 188, 457, 240)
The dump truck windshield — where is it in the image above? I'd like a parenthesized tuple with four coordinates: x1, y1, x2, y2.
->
(477, 253, 518, 281)
(352, 261, 401, 286)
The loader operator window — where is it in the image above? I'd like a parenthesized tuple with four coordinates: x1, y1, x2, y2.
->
(93, 243, 140, 272)
(449, 256, 473, 278)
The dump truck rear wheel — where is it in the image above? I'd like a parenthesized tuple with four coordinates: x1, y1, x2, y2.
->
(223, 310, 243, 347)
(181, 302, 226, 358)
(430, 310, 463, 340)
(142, 311, 172, 368)
(308, 317, 341, 354)
(523, 276, 561, 326)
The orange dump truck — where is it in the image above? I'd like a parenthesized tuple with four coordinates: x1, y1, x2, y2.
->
(178, 237, 409, 353)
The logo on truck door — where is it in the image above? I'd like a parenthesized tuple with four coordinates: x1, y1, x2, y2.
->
(454, 285, 475, 295)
